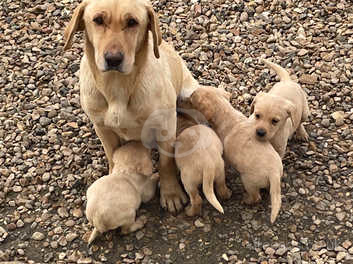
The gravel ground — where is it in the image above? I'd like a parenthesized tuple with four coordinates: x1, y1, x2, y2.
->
(1, 0, 353, 263)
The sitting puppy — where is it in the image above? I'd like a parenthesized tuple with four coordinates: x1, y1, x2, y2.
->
(250, 59, 310, 157)
(189, 86, 283, 223)
(85, 142, 158, 245)
(175, 115, 231, 216)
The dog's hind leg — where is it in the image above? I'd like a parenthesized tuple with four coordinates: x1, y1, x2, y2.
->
(121, 212, 147, 235)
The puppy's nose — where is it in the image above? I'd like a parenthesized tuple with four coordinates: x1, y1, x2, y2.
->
(104, 51, 124, 70)
(256, 128, 266, 137)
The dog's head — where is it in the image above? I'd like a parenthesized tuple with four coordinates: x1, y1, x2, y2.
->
(63, 0, 162, 74)
(250, 92, 295, 141)
(190, 86, 231, 121)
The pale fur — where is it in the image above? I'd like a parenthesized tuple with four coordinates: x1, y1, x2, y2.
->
(190, 86, 283, 223)
(63, 0, 200, 213)
(250, 59, 310, 158)
(175, 117, 231, 216)
(85, 142, 158, 245)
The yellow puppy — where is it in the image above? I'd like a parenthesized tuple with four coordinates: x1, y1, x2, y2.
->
(189, 86, 283, 223)
(250, 59, 310, 157)
(175, 116, 231, 216)
(85, 142, 158, 244)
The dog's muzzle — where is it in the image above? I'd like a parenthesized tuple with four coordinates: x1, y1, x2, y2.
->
(104, 51, 124, 71)
(256, 128, 267, 138)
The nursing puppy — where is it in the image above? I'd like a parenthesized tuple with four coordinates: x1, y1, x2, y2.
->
(250, 59, 310, 157)
(86, 142, 158, 245)
(189, 86, 283, 223)
(175, 116, 231, 216)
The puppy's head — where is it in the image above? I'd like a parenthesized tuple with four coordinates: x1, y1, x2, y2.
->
(63, 0, 162, 74)
(190, 86, 231, 121)
(250, 92, 295, 141)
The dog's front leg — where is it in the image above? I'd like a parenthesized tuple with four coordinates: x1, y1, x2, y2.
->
(93, 124, 121, 173)
(154, 111, 187, 213)
(158, 138, 187, 213)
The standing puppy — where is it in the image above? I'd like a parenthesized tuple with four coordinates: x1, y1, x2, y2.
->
(189, 86, 283, 223)
(86, 142, 158, 245)
(175, 116, 231, 216)
(63, 0, 200, 213)
(250, 59, 310, 157)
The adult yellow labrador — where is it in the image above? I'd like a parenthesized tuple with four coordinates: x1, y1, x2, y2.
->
(63, 0, 199, 213)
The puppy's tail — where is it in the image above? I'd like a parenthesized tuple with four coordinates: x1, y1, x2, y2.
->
(88, 227, 100, 245)
(202, 170, 224, 214)
(262, 59, 291, 82)
(269, 172, 282, 224)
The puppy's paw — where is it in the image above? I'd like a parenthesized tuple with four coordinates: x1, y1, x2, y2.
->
(217, 187, 232, 200)
(243, 193, 261, 205)
(136, 215, 148, 225)
(185, 205, 201, 217)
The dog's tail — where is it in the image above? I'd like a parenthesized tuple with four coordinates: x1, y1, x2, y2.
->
(262, 59, 291, 82)
(88, 227, 100, 245)
(202, 169, 224, 214)
(269, 172, 282, 223)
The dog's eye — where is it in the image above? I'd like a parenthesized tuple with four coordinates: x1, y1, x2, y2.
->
(255, 114, 260, 119)
(93, 16, 104, 25)
(272, 119, 279, 125)
(127, 18, 138, 28)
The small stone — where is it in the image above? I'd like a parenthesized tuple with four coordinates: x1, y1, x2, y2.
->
(58, 207, 69, 218)
(336, 252, 346, 261)
(66, 232, 78, 242)
(72, 208, 83, 218)
(32, 232, 45, 241)
(143, 247, 152, 256)
(336, 212, 346, 221)
(321, 119, 330, 128)
(16, 219, 24, 228)
(13, 186, 22, 192)
(179, 243, 185, 250)
(222, 253, 228, 261)
(299, 74, 318, 85)
(194, 219, 204, 228)
(265, 247, 276, 256)
(42, 173, 51, 182)
(77, 257, 93, 264)
(342, 240, 352, 249)
(331, 111, 345, 126)
(240, 12, 248, 22)
(136, 231, 144, 240)
(298, 49, 308, 56)
(276, 247, 287, 256)
(39, 117, 51, 126)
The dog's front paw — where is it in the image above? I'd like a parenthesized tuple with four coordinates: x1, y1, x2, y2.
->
(160, 183, 188, 214)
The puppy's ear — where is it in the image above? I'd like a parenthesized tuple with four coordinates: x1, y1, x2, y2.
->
(63, 2, 87, 51)
(146, 6, 162, 59)
(285, 100, 296, 127)
(250, 92, 265, 113)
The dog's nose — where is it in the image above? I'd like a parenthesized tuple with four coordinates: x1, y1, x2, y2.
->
(256, 128, 266, 137)
(104, 51, 124, 70)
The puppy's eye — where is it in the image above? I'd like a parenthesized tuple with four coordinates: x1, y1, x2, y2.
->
(272, 119, 279, 125)
(93, 16, 104, 25)
(255, 114, 260, 119)
(127, 18, 138, 28)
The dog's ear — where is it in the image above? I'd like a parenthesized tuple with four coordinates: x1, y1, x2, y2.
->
(285, 100, 296, 127)
(250, 92, 265, 113)
(146, 6, 162, 59)
(63, 2, 87, 51)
